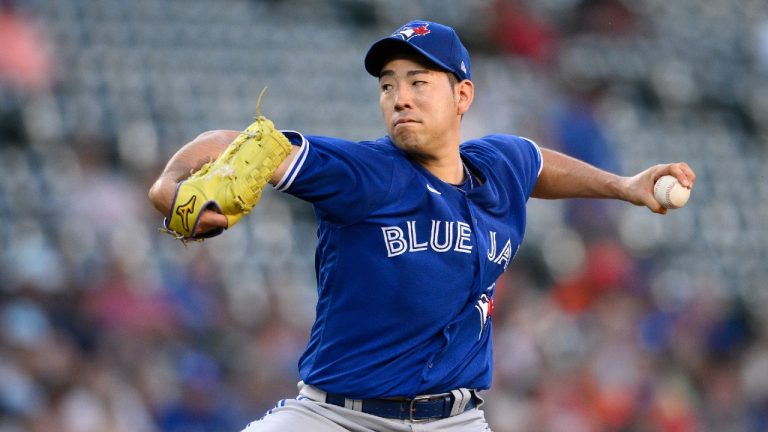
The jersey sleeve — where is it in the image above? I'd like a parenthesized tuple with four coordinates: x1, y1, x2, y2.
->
(273, 131, 395, 225)
(483, 134, 543, 198)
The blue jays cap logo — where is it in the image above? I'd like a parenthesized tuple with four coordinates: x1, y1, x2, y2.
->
(365, 20, 471, 81)
(393, 22, 431, 41)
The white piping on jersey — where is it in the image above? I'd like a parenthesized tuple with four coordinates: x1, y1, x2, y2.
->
(274, 130, 309, 192)
(521, 137, 544, 177)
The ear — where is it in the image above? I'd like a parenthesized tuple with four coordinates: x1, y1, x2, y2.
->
(456, 80, 474, 115)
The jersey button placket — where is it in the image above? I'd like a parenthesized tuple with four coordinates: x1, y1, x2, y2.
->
(465, 202, 485, 286)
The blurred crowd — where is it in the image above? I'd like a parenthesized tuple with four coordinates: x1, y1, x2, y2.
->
(1, 0, 768, 431)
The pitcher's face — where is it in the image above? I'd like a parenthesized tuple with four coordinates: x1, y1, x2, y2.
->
(378, 57, 463, 157)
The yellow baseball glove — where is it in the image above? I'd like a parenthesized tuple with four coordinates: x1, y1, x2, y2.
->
(163, 91, 292, 241)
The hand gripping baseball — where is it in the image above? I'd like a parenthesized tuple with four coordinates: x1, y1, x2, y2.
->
(163, 89, 292, 241)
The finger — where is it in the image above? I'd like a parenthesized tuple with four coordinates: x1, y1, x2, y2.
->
(218, 213, 230, 227)
(638, 186, 668, 214)
(679, 162, 696, 185)
(647, 197, 668, 215)
(668, 162, 695, 188)
(197, 211, 228, 233)
(209, 212, 229, 228)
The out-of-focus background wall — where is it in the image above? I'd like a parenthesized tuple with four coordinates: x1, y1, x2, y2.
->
(1, 0, 767, 431)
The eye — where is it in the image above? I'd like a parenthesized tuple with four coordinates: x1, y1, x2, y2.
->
(413, 80, 427, 87)
(381, 83, 393, 93)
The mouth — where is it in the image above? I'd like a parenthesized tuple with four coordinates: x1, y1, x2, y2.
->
(393, 118, 419, 128)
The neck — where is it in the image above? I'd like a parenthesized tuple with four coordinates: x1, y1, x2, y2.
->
(411, 151, 464, 185)
(396, 123, 464, 184)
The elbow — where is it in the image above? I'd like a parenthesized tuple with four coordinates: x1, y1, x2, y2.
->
(530, 177, 557, 199)
(147, 181, 160, 206)
(148, 177, 174, 216)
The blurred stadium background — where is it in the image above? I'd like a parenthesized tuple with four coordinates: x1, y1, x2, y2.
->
(1, 0, 767, 431)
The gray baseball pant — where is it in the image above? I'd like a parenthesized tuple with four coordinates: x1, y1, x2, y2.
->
(240, 382, 493, 432)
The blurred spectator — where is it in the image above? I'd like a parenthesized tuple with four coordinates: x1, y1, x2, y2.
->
(161, 249, 225, 335)
(754, 10, 768, 75)
(56, 361, 158, 432)
(82, 256, 176, 336)
(0, 1, 54, 142)
(0, 3, 53, 91)
(491, 0, 558, 64)
(552, 239, 633, 313)
(571, 0, 639, 36)
(155, 350, 239, 432)
(553, 86, 622, 235)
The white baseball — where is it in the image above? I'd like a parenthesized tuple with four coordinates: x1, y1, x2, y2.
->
(654, 175, 691, 209)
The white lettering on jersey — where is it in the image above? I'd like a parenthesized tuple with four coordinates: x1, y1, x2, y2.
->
(454, 222, 472, 254)
(382, 226, 407, 257)
(407, 221, 428, 252)
(487, 231, 513, 270)
(382, 220, 472, 257)
(430, 220, 454, 252)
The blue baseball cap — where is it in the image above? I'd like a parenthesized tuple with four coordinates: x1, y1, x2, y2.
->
(364, 20, 471, 81)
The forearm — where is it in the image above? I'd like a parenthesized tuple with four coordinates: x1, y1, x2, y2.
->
(532, 148, 627, 201)
(148, 130, 239, 215)
(532, 148, 697, 214)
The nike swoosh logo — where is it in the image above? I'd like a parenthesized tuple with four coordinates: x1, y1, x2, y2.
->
(426, 184, 442, 195)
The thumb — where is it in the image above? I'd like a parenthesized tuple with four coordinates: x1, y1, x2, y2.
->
(198, 210, 229, 232)
(645, 193, 668, 215)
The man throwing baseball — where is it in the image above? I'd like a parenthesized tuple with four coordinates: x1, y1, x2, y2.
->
(149, 20, 695, 432)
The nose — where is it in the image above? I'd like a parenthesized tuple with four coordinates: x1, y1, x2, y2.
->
(393, 85, 412, 111)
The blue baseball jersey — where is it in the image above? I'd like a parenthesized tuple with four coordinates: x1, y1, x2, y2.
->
(274, 132, 542, 399)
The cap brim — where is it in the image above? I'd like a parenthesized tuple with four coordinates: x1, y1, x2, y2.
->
(364, 38, 454, 78)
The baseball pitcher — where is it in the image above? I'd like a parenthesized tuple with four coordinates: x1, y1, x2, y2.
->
(148, 20, 695, 432)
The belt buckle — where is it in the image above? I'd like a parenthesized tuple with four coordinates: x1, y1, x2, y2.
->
(408, 394, 438, 422)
